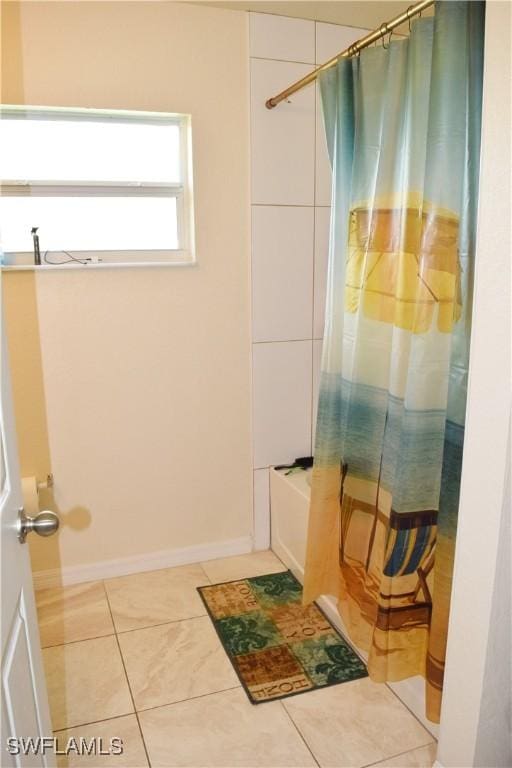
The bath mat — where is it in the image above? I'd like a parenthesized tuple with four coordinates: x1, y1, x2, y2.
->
(198, 570, 367, 703)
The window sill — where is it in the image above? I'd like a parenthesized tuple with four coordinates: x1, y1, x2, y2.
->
(1, 261, 197, 271)
(1, 250, 196, 270)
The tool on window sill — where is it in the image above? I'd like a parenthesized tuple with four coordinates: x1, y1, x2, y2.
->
(31, 227, 41, 265)
(274, 456, 314, 475)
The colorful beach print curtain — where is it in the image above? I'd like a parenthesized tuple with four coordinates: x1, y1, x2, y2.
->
(304, 1, 484, 722)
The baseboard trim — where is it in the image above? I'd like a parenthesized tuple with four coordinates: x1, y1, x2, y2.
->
(32, 536, 254, 590)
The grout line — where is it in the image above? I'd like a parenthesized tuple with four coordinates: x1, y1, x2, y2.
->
(264, 468, 272, 551)
(251, 203, 320, 208)
(114, 612, 208, 637)
(268, 549, 288, 570)
(41, 632, 116, 651)
(280, 699, 320, 767)
(383, 679, 439, 741)
(313, 25, 318, 204)
(311, 45, 317, 456)
(310, 338, 315, 457)
(253, 338, 314, 345)
(361, 741, 437, 768)
(41, 608, 209, 645)
(135, 685, 242, 716)
(198, 561, 214, 584)
(250, 54, 315, 67)
(52, 711, 143, 735)
(102, 581, 153, 768)
(248, 10, 376, 36)
(249, 27, 257, 549)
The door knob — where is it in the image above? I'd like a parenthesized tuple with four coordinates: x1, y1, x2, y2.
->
(18, 508, 60, 544)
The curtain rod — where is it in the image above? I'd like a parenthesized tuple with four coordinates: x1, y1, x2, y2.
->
(265, 0, 435, 109)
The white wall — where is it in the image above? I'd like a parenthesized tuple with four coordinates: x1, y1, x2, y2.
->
(474, 436, 511, 767)
(2, 1, 253, 579)
(249, 14, 368, 549)
(436, 1, 512, 765)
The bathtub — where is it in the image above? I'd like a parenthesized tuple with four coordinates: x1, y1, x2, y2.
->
(270, 466, 439, 737)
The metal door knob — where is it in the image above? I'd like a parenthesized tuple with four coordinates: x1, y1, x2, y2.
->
(18, 508, 60, 544)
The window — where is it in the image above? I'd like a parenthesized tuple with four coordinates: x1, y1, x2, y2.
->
(0, 106, 195, 267)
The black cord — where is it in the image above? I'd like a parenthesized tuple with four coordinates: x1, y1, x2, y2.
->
(43, 250, 91, 266)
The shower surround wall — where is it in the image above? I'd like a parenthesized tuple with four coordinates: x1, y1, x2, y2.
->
(249, 14, 368, 549)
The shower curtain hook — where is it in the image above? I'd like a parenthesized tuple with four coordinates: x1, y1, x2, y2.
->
(407, 5, 414, 32)
(410, 3, 423, 31)
(381, 23, 389, 49)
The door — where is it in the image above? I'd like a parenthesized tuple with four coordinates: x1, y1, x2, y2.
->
(1, 318, 56, 768)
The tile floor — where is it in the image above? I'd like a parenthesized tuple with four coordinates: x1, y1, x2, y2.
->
(36, 551, 437, 768)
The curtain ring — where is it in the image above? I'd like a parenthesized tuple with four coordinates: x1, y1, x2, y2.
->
(407, 3, 423, 31)
(381, 23, 389, 49)
(407, 5, 414, 32)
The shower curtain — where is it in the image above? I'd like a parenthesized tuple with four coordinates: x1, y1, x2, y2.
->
(304, 0, 484, 722)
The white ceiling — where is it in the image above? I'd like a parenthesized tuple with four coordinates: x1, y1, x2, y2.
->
(187, 1, 431, 31)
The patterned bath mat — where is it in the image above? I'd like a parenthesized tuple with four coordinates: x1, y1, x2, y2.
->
(198, 570, 367, 703)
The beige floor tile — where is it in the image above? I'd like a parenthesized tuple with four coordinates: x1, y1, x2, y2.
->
(118, 616, 239, 710)
(138, 688, 316, 767)
(55, 714, 148, 767)
(104, 564, 209, 632)
(200, 550, 286, 583)
(36, 582, 114, 648)
(368, 743, 437, 767)
(43, 636, 133, 731)
(283, 678, 433, 768)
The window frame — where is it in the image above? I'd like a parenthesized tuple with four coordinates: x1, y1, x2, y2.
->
(0, 105, 195, 268)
